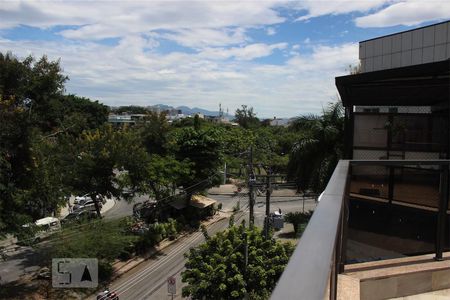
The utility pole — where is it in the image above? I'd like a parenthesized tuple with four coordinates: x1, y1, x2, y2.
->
(248, 146, 255, 227)
(223, 162, 227, 185)
(243, 231, 248, 272)
(264, 171, 272, 239)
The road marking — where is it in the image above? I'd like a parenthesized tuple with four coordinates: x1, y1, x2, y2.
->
(114, 218, 228, 296)
(112, 211, 247, 299)
(139, 220, 232, 299)
(114, 231, 203, 294)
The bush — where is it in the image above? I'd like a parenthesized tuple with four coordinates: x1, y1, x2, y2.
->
(190, 219, 201, 229)
(176, 216, 186, 231)
(118, 249, 132, 261)
(165, 218, 178, 240)
(98, 260, 113, 281)
(284, 211, 313, 235)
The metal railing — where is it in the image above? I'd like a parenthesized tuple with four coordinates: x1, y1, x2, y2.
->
(271, 160, 450, 300)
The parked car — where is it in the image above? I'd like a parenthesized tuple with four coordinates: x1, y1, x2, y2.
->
(74, 194, 92, 205)
(62, 210, 99, 225)
(73, 199, 102, 212)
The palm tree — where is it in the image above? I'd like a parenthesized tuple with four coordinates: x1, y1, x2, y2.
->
(288, 101, 344, 193)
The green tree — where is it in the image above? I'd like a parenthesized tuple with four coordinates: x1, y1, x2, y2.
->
(287, 101, 344, 192)
(221, 126, 255, 178)
(182, 224, 294, 299)
(0, 53, 68, 232)
(170, 126, 224, 199)
(284, 211, 313, 235)
(0, 52, 110, 232)
(52, 94, 109, 133)
(112, 105, 149, 114)
(144, 154, 191, 201)
(136, 111, 170, 155)
(66, 125, 150, 216)
(234, 105, 260, 129)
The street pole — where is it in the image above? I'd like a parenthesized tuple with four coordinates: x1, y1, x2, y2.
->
(223, 162, 227, 185)
(248, 146, 255, 227)
(243, 231, 248, 273)
(264, 172, 271, 239)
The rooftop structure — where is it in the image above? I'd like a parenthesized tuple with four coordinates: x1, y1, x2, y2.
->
(272, 20, 450, 300)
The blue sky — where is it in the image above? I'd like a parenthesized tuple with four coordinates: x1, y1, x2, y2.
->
(0, 1, 449, 118)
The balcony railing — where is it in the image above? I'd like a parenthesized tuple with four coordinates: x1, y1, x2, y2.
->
(271, 160, 450, 300)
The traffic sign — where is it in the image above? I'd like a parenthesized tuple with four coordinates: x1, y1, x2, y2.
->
(167, 276, 176, 295)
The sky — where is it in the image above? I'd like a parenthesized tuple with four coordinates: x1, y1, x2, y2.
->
(0, 1, 449, 118)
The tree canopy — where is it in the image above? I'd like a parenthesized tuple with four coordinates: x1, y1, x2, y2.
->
(234, 105, 260, 129)
(182, 224, 294, 299)
(0, 52, 109, 231)
(170, 126, 224, 196)
(287, 102, 344, 192)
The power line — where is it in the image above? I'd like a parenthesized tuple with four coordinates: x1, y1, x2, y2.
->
(0, 172, 223, 252)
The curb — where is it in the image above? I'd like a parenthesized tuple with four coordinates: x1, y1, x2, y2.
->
(109, 214, 228, 281)
(255, 197, 317, 204)
(86, 215, 228, 299)
(208, 193, 235, 196)
(209, 192, 305, 198)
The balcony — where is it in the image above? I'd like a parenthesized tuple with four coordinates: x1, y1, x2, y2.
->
(271, 160, 450, 300)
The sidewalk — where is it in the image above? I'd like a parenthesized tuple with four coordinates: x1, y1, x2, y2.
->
(110, 212, 229, 279)
(208, 184, 238, 195)
(208, 184, 301, 197)
(59, 196, 115, 218)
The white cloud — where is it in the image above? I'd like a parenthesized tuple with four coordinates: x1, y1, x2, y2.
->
(0, 1, 366, 117)
(199, 43, 288, 61)
(355, 0, 450, 27)
(0, 1, 285, 40)
(0, 36, 356, 117)
(161, 28, 247, 49)
(266, 27, 277, 36)
(295, 0, 389, 21)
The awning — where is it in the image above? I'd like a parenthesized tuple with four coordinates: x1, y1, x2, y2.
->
(335, 60, 450, 107)
(169, 195, 217, 210)
(190, 195, 217, 209)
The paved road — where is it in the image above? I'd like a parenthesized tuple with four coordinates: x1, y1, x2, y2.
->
(0, 187, 311, 291)
(102, 191, 315, 221)
(98, 197, 314, 300)
(103, 194, 149, 219)
(96, 214, 241, 300)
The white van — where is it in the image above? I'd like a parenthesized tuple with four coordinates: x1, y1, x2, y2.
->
(20, 217, 61, 244)
(35, 217, 61, 231)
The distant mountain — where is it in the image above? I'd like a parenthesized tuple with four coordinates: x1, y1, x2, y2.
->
(176, 106, 232, 117)
(150, 104, 175, 111)
(150, 104, 232, 117)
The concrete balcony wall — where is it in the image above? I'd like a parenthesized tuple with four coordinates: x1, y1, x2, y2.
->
(338, 252, 450, 300)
